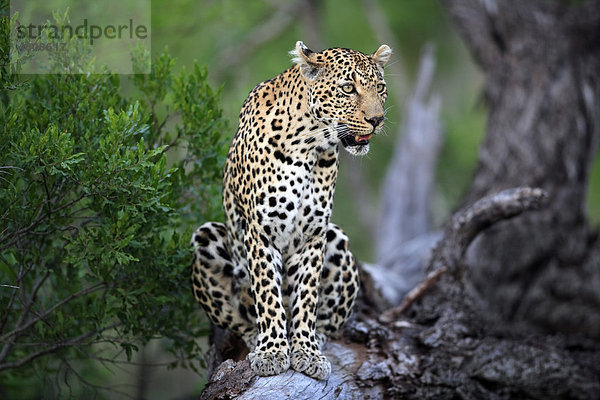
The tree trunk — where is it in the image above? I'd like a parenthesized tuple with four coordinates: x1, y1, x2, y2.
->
(441, 0, 600, 337)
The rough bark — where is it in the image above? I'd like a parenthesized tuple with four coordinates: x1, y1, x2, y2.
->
(441, 0, 600, 338)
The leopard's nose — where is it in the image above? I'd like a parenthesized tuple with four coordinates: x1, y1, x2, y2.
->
(365, 115, 384, 128)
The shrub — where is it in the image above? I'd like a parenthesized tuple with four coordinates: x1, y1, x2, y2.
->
(0, 15, 228, 397)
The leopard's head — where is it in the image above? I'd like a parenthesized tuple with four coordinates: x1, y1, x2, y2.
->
(291, 41, 391, 156)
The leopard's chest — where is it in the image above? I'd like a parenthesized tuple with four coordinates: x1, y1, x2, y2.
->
(277, 169, 333, 255)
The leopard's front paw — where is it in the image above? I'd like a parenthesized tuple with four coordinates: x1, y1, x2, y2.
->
(247, 349, 290, 376)
(291, 348, 331, 380)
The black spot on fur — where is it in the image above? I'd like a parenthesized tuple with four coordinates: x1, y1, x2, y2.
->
(318, 157, 336, 168)
(274, 150, 293, 164)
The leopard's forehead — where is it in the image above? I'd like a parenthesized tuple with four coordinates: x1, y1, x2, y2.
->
(317, 48, 382, 82)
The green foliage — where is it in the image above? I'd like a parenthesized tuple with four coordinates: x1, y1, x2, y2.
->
(0, 31, 227, 398)
(1, 3, 25, 92)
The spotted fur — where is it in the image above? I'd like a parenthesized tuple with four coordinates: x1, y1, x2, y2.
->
(191, 41, 391, 380)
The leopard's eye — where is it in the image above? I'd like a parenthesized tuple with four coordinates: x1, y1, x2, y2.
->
(341, 83, 355, 94)
(377, 83, 386, 93)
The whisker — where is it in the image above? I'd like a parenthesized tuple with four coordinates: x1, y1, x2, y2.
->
(295, 126, 334, 140)
(384, 58, 404, 69)
(288, 121, 380, 145)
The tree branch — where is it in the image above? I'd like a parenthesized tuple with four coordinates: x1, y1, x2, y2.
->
(0, 192, 88, 252)
(378, 266, 447, 323)
(0, 330, 95, 371)
(431, 187, 548, 276)
(0, 322, 120, 372)
(0, 270, 50, 363)
(58, 353, 137, 400)
(0, 283, 106, 343)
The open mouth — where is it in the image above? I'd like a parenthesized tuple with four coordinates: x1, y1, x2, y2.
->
(341, 133, 373, 148)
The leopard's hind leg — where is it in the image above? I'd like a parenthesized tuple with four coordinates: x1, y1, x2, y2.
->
(315, 223, 359, 348)
(191, 222, 257, 350)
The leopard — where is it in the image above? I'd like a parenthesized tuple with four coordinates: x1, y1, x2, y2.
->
(191, 41, 391, 380)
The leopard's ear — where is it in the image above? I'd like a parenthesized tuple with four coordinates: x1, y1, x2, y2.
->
(371, 44, 392, 70)
(290, 41, 323, 80)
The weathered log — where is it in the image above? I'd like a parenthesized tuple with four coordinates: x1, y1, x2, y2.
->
(200, 342, 371, 400)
